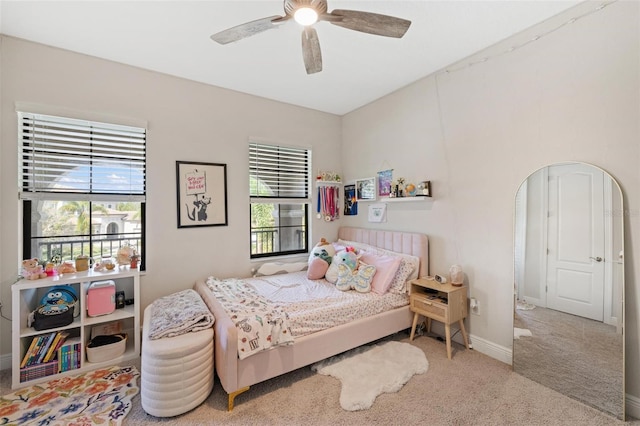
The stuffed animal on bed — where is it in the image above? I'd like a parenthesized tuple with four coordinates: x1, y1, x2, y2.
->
(325, 247, 361, 284)
(307, 238, 336, 280)
(334, 251, 376, 293)
(308, 238, 335, 264)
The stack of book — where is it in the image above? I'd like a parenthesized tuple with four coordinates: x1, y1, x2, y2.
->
(20, 331, 69, 368)
(19, 331, 81, 382)
(58, 338, 81, 372)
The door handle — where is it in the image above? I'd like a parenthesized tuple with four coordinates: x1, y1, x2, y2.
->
(589, 256, 603, 262)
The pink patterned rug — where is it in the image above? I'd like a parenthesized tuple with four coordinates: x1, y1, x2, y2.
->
(0, 365, 139, 425)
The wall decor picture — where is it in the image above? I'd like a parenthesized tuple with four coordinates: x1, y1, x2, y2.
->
(377, 169, 393, 197)
(368, 203, 387, 223)
(344, 184, 357, 215)
(355, 177, 376, 201)
(176, 161, 228, 228)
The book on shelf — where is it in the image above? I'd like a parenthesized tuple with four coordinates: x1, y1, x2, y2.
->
(58, 337, 81, 373)
(26, 335, 48, 367)
(20, 335, 41, 368)
(35, 332, 57, 364)
(27, 336, 45, 367)
(43, 331, 69, 363)
(20, 331, 71, 369)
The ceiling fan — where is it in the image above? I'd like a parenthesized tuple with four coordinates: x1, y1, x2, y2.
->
(210, 0, 411, 74)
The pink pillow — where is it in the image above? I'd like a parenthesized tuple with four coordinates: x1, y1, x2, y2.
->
(360, 253, 402, 294)
(307, 257, 329, 280)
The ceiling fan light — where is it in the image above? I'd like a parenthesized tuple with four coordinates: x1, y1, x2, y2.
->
(294, 7, 318, 26)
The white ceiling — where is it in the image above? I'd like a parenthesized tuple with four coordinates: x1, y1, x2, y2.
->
(1, 1, 582, 115)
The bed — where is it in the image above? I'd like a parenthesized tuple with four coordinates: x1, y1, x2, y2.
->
(193, 226, 429, 410)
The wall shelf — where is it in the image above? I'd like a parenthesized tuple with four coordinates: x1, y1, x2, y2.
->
(315, 180, 342, 187)
(382, 195, 432, 203)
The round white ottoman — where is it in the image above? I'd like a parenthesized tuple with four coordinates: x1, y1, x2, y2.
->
(141, 305, 214, 417)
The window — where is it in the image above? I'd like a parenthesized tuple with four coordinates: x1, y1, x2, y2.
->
(19, 112, 146, 270)
(249, 142, 310, 258)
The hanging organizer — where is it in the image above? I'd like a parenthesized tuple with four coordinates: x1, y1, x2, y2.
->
(316, 181, 341, 222)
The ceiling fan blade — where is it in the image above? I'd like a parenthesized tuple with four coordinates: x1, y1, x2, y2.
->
(326, 9, 411, 38)
(301, 27, 322, 75)
(211, 15, 285, 44)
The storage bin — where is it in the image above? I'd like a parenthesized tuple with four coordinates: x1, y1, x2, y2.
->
(86, 333, 127, 363)
(20, 360, 59, 383)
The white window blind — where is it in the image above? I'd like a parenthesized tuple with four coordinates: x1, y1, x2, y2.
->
(19, 112, 146, 201)
(249, 142, 309, 200)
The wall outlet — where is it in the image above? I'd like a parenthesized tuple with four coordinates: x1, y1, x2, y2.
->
(470, 297, 480, 315)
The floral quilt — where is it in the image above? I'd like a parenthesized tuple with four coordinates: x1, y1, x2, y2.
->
(206, 277, 294, 360)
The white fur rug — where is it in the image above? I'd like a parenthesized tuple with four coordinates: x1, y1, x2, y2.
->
(311, 341, 428, 411)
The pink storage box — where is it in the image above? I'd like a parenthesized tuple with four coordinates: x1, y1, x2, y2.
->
(87, 280, 116, 317)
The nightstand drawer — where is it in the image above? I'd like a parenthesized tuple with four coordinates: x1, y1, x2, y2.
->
(411, 295, 446, 320)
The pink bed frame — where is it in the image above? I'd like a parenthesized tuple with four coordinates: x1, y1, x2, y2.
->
(193, 227, 429, 410)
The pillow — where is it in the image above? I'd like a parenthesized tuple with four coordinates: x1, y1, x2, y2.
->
(337, 239, 420, 281)
(359, 252, 402, 295)
(254, 261, 307, 277)
(332, 242, 347, 253)
(388, 258, 415, 294)
(307, 257, 329, 280)
(335, 263, 375, 293)
(325, 249, 359, 284)
(325, 261, 339, 284)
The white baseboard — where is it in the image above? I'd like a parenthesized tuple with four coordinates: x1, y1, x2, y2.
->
(423, 323, 513, 365)
(0, 352, 11, 371)
(626, 393, 640, 420)
(467, 332, 513, 365)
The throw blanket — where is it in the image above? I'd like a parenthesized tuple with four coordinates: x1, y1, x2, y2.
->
(206, 276, 294, 359)
(148, 289, 215, 339)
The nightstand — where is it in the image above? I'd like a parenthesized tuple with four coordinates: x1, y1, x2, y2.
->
(409, 278, 470, 360)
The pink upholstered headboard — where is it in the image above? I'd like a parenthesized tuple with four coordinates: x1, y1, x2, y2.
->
(337, 227, 429, 278)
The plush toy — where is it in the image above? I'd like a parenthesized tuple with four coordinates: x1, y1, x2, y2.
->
(335, 262, 376, 293)
(44, 262, 57, 277)
(337, 250, 358, 270)
(307, 238, 336, 280)
(22, 258, 47, 280)
(56, 261, 76, 274)
(308, 238, 336, 265)
(325, 247, 361, 284)
(329, 248, 375, 292)
(117, 245, 134, 266)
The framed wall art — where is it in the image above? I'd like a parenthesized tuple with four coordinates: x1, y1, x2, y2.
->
(368, 203, 387, 223)
(344, 184, 357, 215)
(355, 177, 376, 201)
(176, 161, 228, 228)
(377, 169, 393, 197)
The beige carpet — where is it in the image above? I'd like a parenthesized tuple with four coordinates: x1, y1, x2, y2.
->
(2, 330, 637, 425)
(514, 305, 624, 420)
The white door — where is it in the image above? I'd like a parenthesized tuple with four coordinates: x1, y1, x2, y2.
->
(546, 164, 605, 321)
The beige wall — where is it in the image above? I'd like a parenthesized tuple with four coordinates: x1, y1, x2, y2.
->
(1, 0, 639, 413)
(0, 36, 342, 359)
(341, 0, 639, 404)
